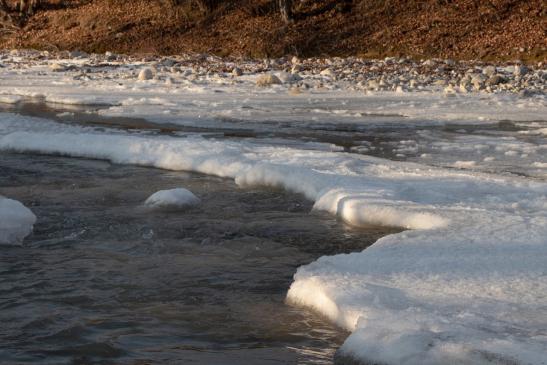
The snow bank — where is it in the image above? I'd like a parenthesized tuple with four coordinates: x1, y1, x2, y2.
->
(0, 197, 36, 245)
(144, 188, 201, 209)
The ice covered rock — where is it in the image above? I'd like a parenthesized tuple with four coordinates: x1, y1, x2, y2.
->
(256, 73, 282, 87)
(0, 198, 36, 245)
(144, 188, 200, 209)
(138, 68, 154, 80)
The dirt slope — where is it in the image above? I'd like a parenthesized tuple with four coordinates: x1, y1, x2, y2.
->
(0, 0, 545, 61)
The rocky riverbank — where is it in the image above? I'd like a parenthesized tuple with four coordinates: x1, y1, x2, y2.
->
(2, 49, 545, 97)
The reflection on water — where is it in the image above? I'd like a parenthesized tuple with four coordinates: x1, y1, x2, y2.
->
(0, 153, 392, 364)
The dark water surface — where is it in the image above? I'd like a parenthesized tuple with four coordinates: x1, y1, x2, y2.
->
(0, 153, 392, 365)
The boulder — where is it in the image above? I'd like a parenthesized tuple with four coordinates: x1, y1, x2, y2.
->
(256, 73, 282, 86)
(138, 68, 154, 80)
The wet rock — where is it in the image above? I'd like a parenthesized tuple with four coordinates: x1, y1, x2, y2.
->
(486, 74, 507, 86)
(105, 52, 117, 62)
(69, 50, 88, 59)
(514, 64, 528, 76)
(161, 58, 176, 67)
(232, 67, 243, 76)
(459, 81, 471, 93)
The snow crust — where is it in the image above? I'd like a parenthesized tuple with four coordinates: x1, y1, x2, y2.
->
(0, 197, 36, 245)
(144, 188, 201, 209)
(0, 55, 546, 364)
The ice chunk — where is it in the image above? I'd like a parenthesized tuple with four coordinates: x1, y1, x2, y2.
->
(0, 198, 36, 245)
(144, 188, 201, 209)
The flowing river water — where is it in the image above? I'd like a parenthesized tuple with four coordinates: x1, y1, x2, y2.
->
(0, 151, 393, 365)
(0, 100, 545, 364)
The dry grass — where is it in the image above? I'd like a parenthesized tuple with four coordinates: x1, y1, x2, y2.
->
(0, 0, 545, 61)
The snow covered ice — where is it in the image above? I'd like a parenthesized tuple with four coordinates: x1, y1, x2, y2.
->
(0, 197, 36, 245)
(144, 188, 201, 209)
(0, 52, 546, 364)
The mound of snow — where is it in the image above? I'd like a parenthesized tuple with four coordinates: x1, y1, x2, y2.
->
(144, 188, 200, 209)
(0, 198, 36, 245)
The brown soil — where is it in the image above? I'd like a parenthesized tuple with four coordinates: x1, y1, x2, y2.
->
(0, 0, 545, 62)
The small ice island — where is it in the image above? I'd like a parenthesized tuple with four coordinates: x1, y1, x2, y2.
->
(144, 188, 201, 209)
(0, 197, 36, 245)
